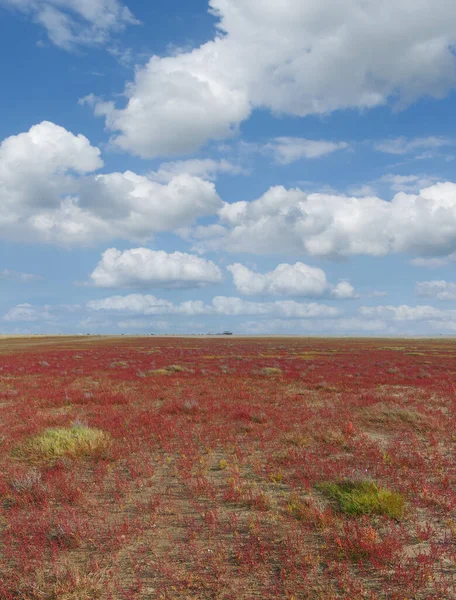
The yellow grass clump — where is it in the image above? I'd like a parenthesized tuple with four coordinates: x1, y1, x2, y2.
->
(18, 425, 111, 461)
(260, 367, 282, 376)
(148, 364, 189, 375)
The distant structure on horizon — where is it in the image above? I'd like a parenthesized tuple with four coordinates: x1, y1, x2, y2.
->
(205, 331, 233, 336)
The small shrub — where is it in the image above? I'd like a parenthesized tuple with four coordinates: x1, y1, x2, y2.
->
(17, 425, 111, 462)
(10, 468, 42, 493)
(286, 493, 331, 529)
(318, 480, 405, 519)
(47, 520, 82, 549)
(251, 411, 267, 423)
(330, 521, 401, 564)
(181, 399, 200, 413)
(269, 470, 284, 484)
(287, 493, 312, 521)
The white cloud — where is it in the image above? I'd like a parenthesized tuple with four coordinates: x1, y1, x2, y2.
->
(0, 269, 43, 282)
(347, 184, 377, 197)
(227, 262, 358, 299)
(87, 0, 456, 157)
(265, 138, 349, 164)
(428, 320, 456, 332)
(78, 316, 111, 330)
(415, 280, 456, 301)
(89, 248, 223, 289)
(380, 174, 440, 193)
(228, 262, 327, 297)
(3, 303, 54, 322)
(0, 120, 103, 178)
(374, 136, 451, 155)
(87, 42, 251, 157)
(87, 294, 178, 315)
(116, 319, 169, 330)
(331, 281, 359, 300)
(411, 253, 456, 268)
(1, 0, 138, 50)
(193, 181, 456, 259)
(211, 297, 341, 318)
(148, 158, 246, 182)
(359, 304, 456, 321)
(87, 293, 341, 319)
(0, 122, 222, 245)
(241, 317, 388, 335)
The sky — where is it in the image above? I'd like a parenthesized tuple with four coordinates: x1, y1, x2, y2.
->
(2, 0, 456, 336)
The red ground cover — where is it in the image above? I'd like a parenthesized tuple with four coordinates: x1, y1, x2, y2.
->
(0, 336, 455, 599)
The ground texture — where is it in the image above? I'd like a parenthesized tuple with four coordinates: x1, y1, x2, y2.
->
(0, 336, 455, 599)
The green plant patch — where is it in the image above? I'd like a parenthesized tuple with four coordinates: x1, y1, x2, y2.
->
(318, 480, 405, 519)
(17, 426, 111, 461)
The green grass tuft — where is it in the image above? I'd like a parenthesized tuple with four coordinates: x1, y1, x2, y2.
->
(318, 480, 405, 519)
(17, 425, 111, 462)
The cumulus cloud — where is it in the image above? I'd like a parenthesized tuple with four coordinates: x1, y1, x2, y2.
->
(227, 262, 358, 299)
(0, 269, 43, 282)
(0, 122, 222, 245)
(0, 120, 103, 179)
(1, 0, 138, 50)
(266, 138, 349, 165)
(148, 159, 246, 183)
(89, 248, 223, 289)
(87, 294, 341, 319)
(228, 262, 327, 297)
(87, 0, 456, 157)
(192, 181, 456, 259)
(374, 136, 451, 155)
(415, 280, 456, 301)
(331, 281, 359, 300)
(86, 43, 251, 158)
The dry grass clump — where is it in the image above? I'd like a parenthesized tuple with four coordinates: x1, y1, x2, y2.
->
(165, 364, 187, 372)
(148, 364, 189, 375)
(17, 425, 111, 462)
(363, 404, 426, 430)
(260, 367, 282, 376)
(283, 430, 312, 447)
(318, 480, 405, 519)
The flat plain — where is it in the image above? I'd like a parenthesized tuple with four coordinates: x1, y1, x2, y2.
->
(0, 336, 455, 599)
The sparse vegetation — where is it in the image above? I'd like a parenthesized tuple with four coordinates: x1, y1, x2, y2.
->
(0, 336, 454, 599)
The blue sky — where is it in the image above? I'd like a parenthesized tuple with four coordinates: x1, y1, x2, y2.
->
(2, 0, 456, 335)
